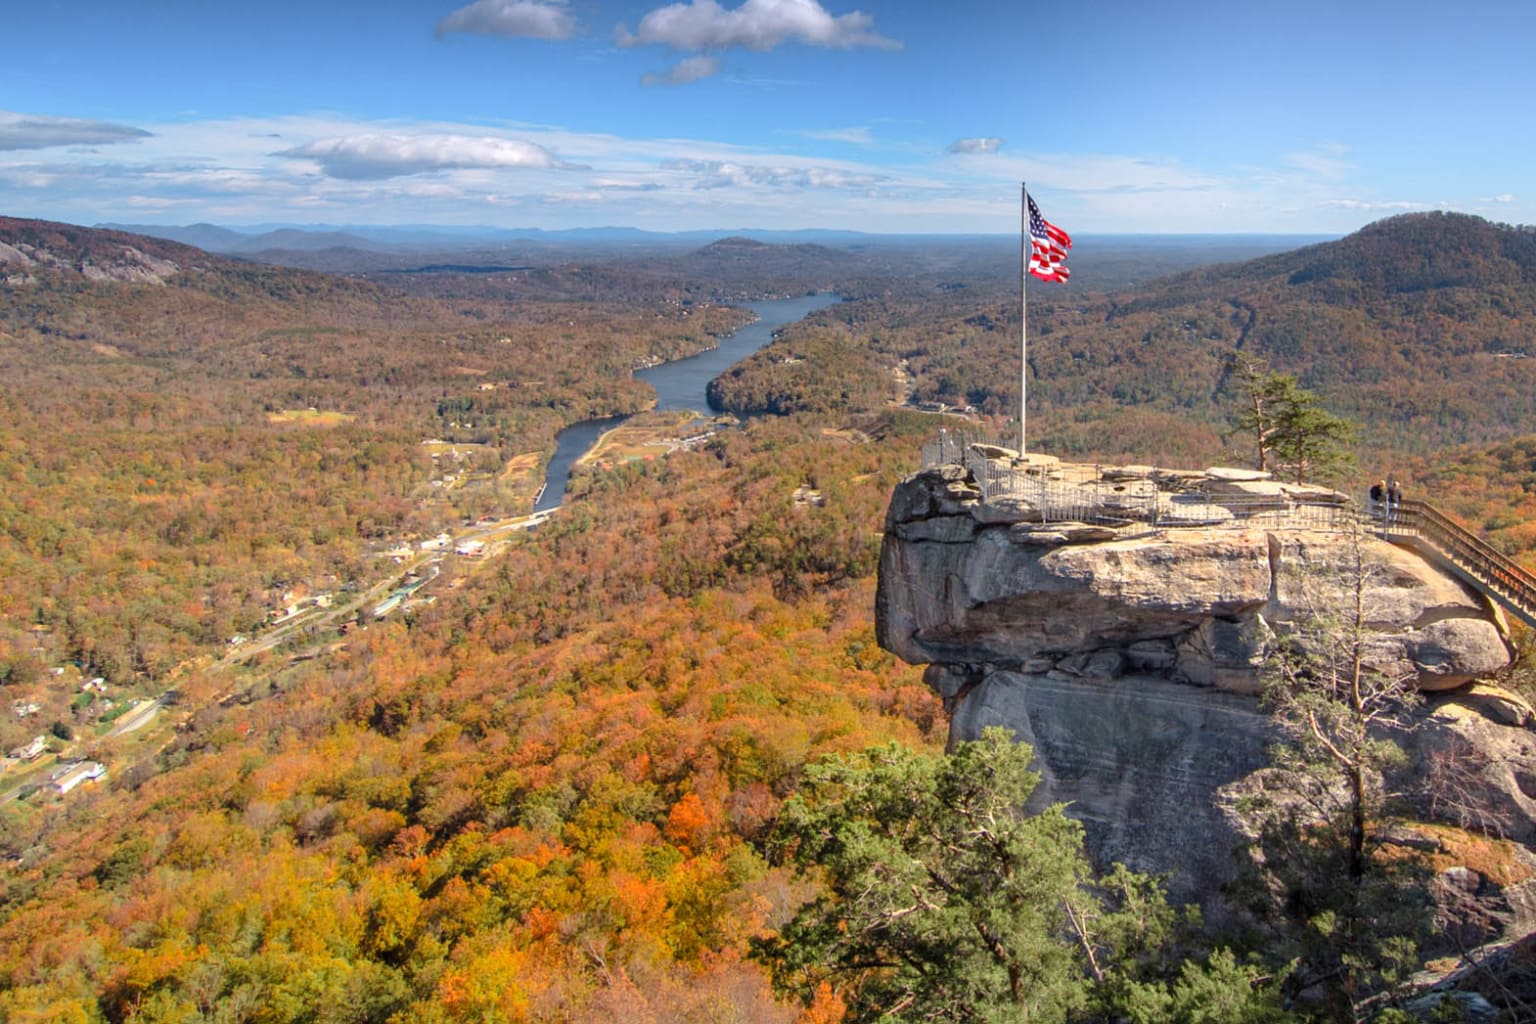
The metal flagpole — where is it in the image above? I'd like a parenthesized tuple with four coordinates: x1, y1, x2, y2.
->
(1019, 181, 1028, 459)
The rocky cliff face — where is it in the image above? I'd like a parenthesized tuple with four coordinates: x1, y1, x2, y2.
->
(0, 217, 200, 285)
(879, 463, 1511, 696)
(876, 454, 1536, 934)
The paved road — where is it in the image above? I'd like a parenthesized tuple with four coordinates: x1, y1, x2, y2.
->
(220, 508, 553, 668)
(105, 697, 162, 737)
(0, 508, 558, 809)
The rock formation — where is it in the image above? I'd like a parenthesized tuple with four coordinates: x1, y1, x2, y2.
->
(0, 217, 196, 286)
(877, 449, 1536, 937)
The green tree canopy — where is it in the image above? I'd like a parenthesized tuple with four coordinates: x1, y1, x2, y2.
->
(1237, 530, 1434, 1019)
(756, 729, 1286, 1024)
(1231, 355, 1357, 484)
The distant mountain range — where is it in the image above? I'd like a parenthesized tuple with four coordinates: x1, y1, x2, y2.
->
(95, 220, 1337, 255)
(9, 211, 1536, 460)
(81, 219, 1333, 288)
(92, 221, 921, 255)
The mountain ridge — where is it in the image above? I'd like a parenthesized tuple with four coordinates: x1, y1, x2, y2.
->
(0, 215, 215, 283)
(1141, 211, 1536, 302)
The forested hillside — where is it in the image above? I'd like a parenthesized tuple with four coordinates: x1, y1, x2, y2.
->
(717, 212, 1536, 465)
(0, 410, 945, 1021)
(1, 221, 948, 1019)
(5, 215, 1536, 1021)
(0, 217, 750, 742)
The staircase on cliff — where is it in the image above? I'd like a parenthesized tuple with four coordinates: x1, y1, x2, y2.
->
(1381, 500, 1536, 630)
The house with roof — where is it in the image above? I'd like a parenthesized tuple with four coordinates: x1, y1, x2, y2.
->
(7, 734, 46, 761)
(50, 760, 107, 794)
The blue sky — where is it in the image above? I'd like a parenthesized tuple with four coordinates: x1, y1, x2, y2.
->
(2, 0, 1532, 234)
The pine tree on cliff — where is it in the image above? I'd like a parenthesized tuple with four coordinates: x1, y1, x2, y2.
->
(1238, 529, 1432, 1019)
(1231, 355, 1355, 484)
(1231, 353, 1288, 474)
(755, 730, 1287, 1023)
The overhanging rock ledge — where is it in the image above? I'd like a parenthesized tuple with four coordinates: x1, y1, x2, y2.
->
(876, 456, 1533, 926)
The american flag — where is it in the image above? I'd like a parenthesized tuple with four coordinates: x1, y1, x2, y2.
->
(1027, 194, 1071, 283)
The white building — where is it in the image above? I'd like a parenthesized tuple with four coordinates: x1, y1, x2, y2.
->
(8, 735, 46, 761)
(51, 761, 107, 794)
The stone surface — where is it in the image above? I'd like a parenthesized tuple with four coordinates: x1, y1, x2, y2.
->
(948, 670, 1273, 908)
(878, 471, 1512, 694)
(1414, 691, 1536, 848)
(1205, 466, 1274, 481)
(1402, 991, 1499, 1024)
(970, 496, 1041, 525)
(876, 459, 1532, 920)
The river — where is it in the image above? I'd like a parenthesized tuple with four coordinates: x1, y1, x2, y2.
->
(534, 292, 840, 512)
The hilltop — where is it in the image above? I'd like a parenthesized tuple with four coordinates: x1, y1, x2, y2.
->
(1152, 212, 1536, 299)
(710, 212, 1536, 462)
(0, 216, 214, 284)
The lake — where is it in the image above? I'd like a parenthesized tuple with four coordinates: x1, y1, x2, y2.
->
(534, 292, 841, 512)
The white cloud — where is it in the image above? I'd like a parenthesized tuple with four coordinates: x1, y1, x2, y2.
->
(8, 109, 1524, 234)
(617, 0, 898, 52)
(0, 112, 151, 151)
(1284, 143, 1353, 180)
(1319, 198, 1426, 211)
(802, 127, 872, 144)
(436, 0, 577, 40)
(942, 150, 1225, 195)
(947, 137, 1002, 155)
(662, 157, 885, 190)
(124, 195, 189, 209)
(279, 133, 584, 179)
(1486, 193, 1515, 204)
(642, 55, 723, 86)
(146, 167, 303, 196)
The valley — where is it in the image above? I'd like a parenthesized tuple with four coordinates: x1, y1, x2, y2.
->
(0, 283, 840, 812)
(3, 214, 1536, 1021)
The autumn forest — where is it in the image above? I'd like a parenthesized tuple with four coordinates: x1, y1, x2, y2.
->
(3, 212, 1536, 1022)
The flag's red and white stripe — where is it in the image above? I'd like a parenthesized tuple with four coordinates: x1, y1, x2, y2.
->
(1027, 194, 1071, 283)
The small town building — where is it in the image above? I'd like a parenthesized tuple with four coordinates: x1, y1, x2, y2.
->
(8, 735, 46, 761)
(51, 761, 107, 794)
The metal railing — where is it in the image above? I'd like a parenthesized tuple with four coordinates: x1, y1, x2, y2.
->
(1377, 500, 1536, 630)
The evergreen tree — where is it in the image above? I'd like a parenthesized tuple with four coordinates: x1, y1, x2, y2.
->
(1268, 386, 1357, 486)
(1232, 353, 1290, 474)
(757, 730, 1287, 1024)
(1231, 356, 1356, 484)
(1235, 530, 1433, 1020)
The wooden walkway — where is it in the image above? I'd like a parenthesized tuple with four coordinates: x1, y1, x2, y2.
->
(1377, 499, 1536, 630)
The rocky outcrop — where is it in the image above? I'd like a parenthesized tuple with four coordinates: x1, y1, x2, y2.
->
(877, 456, 1533, 919)
(0, 216, 199, 286)
(879, 466, 1511, 696)
(0, 239, 182, 285)
(943, 667, 1274, 901)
